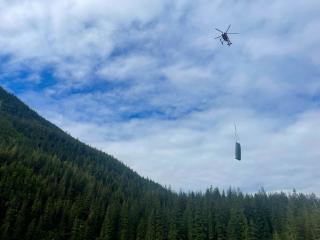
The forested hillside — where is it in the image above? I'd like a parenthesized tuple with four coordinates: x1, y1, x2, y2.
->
(0, 86, 319, 240)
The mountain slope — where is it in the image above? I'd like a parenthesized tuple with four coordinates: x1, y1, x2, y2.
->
(0, 87, 170, 240)
(1, 86, 320, 240)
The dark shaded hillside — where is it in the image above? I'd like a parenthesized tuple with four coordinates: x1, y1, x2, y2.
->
(0, 86, 320, 240)
(0, 86, 170, 240)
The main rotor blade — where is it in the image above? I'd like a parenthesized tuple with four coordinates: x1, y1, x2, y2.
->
(226, 24, 231, 32)
(215, 28, 223, 33)
(214, 36, 221, 39)
(228, 33, 239, 34)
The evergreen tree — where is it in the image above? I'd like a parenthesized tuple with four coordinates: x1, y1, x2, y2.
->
(272, 232, 281, 240)
(71, 218, 86, 240)
(246, 220, 258, 240)
(227, 207, 247, 240)
(192, 204, 207, 240)
(99, 202, 120, 240)
(136, 218, 147, 240)
(119, 202, 131, 240)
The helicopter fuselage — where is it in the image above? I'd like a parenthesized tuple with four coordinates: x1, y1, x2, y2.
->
(221, 33, 232, 45)
(222, 33, 229, 42)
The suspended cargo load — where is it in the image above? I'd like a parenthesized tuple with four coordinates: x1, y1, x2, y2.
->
(234, 124, 241, 161)
(235, 141, 241, 161)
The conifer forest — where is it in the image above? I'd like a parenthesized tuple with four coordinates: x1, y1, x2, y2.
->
(1, 86, 320, 240)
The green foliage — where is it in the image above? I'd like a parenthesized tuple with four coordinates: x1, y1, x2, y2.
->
(1, 86, 320, 240)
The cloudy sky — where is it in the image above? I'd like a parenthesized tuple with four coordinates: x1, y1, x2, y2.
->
(1, 0, 320, 193)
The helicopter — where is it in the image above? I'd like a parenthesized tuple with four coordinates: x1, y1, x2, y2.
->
(214, 25, 239, 46)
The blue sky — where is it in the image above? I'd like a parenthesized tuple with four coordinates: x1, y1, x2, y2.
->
(1, 0, 320, 193)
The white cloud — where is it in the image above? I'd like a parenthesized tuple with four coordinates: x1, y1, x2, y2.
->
(0, 0, 173, 81)
(2, 0, 320, 193)
(32, 100, 320, 193)
(98, 54, 158, 81)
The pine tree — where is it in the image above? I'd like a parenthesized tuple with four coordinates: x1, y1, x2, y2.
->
(227, 207, 247, 240)
(119, 202, 130, 240)
(136, 218, 147, 240)
(312, 209, 320, 239)
(83, 205, 102, 240)
(192, 204, 207, 240)
(246, 220, 258, 240)
(99, 202, 119, 240)
(0, 206, 17, 240)
(25, 219, 37, 240)
(272, 232, 281, 240)
(71, 218, 86, 240)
